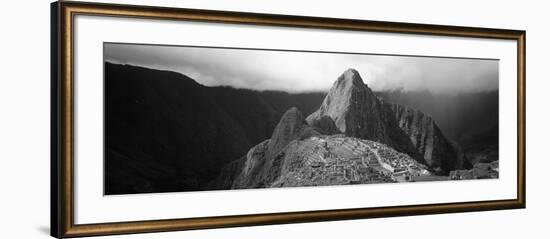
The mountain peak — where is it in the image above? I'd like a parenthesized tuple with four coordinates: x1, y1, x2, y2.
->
(283, 107, 303, 119)
(307, 69, 389, 144)
(307, 69, 379, 133)
(334, 68, 365, 89)
(389, 102, 464, 173)
(275, 107, 305, 131)
(343, 68, 360, 77)
(268, 107, 318, 155)
(306, 69, 426, 165)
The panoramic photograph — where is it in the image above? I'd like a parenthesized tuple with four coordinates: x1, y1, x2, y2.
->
(103, 43, 499, 195)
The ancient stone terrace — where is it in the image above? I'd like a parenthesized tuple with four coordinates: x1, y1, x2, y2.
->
(271, 135, 420, 187)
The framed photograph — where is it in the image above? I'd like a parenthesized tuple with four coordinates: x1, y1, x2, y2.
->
(51, 1, 526, 238)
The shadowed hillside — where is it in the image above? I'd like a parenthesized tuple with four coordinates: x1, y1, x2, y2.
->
(215, 69, 475, 189)
(105, 62, 325, 194)
(105, 63, 497, 194)
(376, 90, 498, 141)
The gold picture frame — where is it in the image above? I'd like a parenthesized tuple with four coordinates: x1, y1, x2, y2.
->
(51, 1, 526, 238)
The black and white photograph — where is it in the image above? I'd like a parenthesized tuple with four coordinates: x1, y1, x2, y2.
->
(104, 43, 499, 195)
(2, 0, 540, 238)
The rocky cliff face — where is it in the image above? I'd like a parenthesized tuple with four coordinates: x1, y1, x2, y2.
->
(376, 90, 498, 142)
(306, 69, 422, 163)
(309, 115, 341, 135)
(216, 69, 475, 189)
(227, 132, 430, 189)
(230, 107, 321, 188)
(104, 63, 326, 194)
(227, 131, 431, 189)
(267, 107, 320, 156)
(388, 102, 467, 173)
(307, 69, 386, 141)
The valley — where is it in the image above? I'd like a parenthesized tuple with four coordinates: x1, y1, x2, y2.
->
(104, 62, 499, 194)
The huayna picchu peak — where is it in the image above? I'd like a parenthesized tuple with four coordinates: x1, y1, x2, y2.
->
(214, 69, 477, 189)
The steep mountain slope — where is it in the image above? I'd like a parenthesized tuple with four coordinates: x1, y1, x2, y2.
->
(220, 69, 469, 189)
(459, 126, 499, 165)
(306, 69, 422, 163)
(229, 108, 320, 188)
(105, 63, 252, 194)
(209, 87, 325, 145)
(224, 108, 430, 189)
(105, 62, 325, 194)
(387, 102, 467, 173)
(310, 115, 341, 135)
(107, 63, 484, 193)
(306, 69, 386, 140)
(376, 90, 498, 141)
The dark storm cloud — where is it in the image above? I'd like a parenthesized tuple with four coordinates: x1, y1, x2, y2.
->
(104, 43, 498, 94)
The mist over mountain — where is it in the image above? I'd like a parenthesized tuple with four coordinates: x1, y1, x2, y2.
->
(105, 43, 498, 94)
(387, 102, 467, 172)
(306, 69, 423, 163)
(376, 90, 498, 141)
(216, 69, 472, 189)
(105, 62, 325, 194)
(105, 62, 497, 194)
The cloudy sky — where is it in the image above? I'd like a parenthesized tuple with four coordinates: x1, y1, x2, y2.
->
(104, 43, 498, 94)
